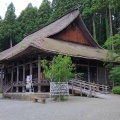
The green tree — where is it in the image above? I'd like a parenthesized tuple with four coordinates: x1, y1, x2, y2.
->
(16, 3, 38, 42)
(36, 0, 51, 28)
(41, 55, 75, 82)
(109, 66, 120, 85)
(104, 28, 120, 85)
(2, 2, 16, 48)
(82, 0, 97, 40)
(41, 55, 76, 101)
(81, 0, 120, 46)
(49, 0, 82, 22)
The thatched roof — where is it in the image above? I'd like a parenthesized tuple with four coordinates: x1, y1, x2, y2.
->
(32, 38, 108, 60)
(0, 9, 108, 62)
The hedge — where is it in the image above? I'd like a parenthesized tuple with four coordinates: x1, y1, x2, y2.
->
(112, 86, 120, 94)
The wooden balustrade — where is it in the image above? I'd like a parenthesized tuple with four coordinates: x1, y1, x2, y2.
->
(68, 79, 110, 94)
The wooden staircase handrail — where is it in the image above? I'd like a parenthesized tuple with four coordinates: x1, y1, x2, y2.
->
(68, 79, 110, 94)
(2, 82, 13, 93)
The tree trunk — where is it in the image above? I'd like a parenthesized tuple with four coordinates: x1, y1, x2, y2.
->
(105, 9, 111, 49)
(98, 13, 102, 43)
(93, 14, 96, 41)
(105, 9, 110, 40)
(109, 4, 114, 50)
(10, 37, 12, 48)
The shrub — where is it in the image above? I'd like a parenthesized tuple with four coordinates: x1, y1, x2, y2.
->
(41, 55, 75, 82)
(53, 95, 67, 101)
(108, 66, 120, 85)
(112, 86, 120, 94)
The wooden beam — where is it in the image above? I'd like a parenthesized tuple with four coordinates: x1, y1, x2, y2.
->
(6, 60, 38, 68)
(38, 55, 41, 92)
(75, 63, 97, 67)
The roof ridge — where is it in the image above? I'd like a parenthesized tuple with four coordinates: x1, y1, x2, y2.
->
(25, 8, 80, 37)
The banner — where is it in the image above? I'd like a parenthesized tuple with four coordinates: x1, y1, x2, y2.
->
(26, 75, 32, 89)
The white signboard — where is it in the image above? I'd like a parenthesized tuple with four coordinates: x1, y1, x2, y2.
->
(50, 82, 69, 96)
(26, 75, 32, 89)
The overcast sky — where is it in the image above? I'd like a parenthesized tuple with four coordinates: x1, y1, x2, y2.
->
(0, 0, 52, 18)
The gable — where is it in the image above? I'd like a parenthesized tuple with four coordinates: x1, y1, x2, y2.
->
(50, 21, 92, 46)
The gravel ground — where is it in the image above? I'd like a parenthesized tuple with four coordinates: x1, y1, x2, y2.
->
(0, 94, 120, 120)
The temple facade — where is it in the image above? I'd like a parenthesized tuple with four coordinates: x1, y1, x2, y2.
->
(0, 9, 110, 93)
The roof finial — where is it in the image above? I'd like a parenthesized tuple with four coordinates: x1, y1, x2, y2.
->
(77, 5, 81, 10)
(77, 3, 83, 10)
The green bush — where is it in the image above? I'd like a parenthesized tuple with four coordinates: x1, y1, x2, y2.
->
(112, 86, 120, 94)
(41, 55, 75, 82)
(109, 66, 120, 85)
(53, 95, 67, 101)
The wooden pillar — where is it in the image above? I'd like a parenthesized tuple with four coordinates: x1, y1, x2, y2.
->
(75, 64, 77, 79)
(11, 65, 13, 92)
(38, 55, 41, 92)
(97, 66, 99, 84)
(88, 62, 90, 83)
(0, 68, 3, 92)
(16, 62, 19, 92)
(80, 82, 82, 96)
(4, 69, 7, 84)
(30, 61, 32, 75)
(22, 62, 25, 92)
(72, 80, 74, 95)
(105, 68, 107, 85)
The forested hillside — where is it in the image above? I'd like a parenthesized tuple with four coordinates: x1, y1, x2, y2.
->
(0, 0, 120, 51)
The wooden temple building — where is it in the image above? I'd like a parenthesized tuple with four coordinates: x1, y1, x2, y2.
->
(0, 9, 110, 93)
